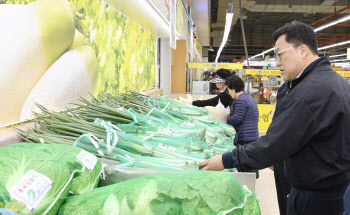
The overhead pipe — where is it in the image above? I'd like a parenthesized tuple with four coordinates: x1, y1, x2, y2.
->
(311, 6, 350, 25)
(239, 0, 250, 67)
(318, 35, 350, 46)
(317, 32, 350, 36)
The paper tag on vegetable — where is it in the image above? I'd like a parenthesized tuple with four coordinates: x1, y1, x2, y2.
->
(10, 170, 53, 211)
(183, 121, 195, 126)
(158, 143, 176, 151)
(77, 150, 98, 172)
(158, 127, 172, 136)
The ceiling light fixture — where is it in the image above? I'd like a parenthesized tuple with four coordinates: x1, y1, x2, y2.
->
(328, 53, 347, 58)
(318, 40, 350, 50)
(215, 3, 234, 62)
(314, 14, 350, 32)
(330, 58, 350, 63)
(251, 14, 350, 61)
(248, 48, 274, 60)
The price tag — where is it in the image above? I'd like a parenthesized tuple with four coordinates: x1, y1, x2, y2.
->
(10, 170, 53, 211)
(158, 143, 176, 151)
(77, 150, 98, 172)
(158, 127, 173, 136)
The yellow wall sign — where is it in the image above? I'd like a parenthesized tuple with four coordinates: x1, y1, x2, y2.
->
(332, 67, 342, 71)
(188, 63, 243, 69)
(246, 69, 281, 76)
(337, 71, 350, 77)
(258, 104, 275, 130)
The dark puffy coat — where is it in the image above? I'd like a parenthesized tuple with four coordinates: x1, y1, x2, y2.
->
(227, 92, 259, 142)
(223, 56, 350, 189)
(192, 88, 233, 108)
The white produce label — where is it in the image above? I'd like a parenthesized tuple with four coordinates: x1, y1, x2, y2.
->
(77, 150, 98, 172)
(10, 170, 53, 211)
(158, 143, 176, 151)
(158, 127, 173, 136)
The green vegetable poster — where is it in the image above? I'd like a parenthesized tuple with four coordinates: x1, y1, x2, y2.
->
(0, 0, 156, 126)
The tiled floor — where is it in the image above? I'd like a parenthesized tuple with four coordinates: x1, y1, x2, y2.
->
(256, 130, 280, 215)
(256, 168, 280, 215)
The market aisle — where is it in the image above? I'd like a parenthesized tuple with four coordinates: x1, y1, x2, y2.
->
(256, 168, 279, 215)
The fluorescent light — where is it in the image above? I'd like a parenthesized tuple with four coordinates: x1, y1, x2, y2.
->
(248, 48, 274, 60)
(330, 59, 350, 63)
(328, 53, 347, 58)
(249, 14, 350, 62)
(314, 14, 350, 32)
(215, 3, 234, 62)
(318, 40, 350, 50)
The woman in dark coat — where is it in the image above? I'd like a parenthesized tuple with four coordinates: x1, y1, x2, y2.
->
(189, 69, 233, 108)
(226, 75, 260, 178)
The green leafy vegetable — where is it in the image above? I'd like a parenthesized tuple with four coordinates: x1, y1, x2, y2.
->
(6, 142, 103, 195)
(59, 171, 250, 215)
(0, 145, 76, 215)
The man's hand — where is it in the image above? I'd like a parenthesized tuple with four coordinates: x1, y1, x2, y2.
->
(198, 155, 224, 171)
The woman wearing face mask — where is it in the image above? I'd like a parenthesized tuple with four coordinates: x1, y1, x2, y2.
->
(187, 69, 233, 108)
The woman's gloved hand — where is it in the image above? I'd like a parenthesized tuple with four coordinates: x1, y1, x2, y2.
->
(179, 97, 193, 105)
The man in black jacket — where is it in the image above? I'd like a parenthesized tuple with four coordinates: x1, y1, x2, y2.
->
(199, 21, 350, 215)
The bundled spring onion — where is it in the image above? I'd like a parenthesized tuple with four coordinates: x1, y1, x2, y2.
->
(15, 91, 236, 171)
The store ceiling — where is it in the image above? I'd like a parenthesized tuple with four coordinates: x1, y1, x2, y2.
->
(203, 0, 350, 62)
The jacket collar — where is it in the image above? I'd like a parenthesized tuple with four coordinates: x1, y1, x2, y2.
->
(287, 56, 329, 91)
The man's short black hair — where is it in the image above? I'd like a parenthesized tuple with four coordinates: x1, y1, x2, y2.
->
(272, 21, 318, 55)
(226, 76, 244, 93)
(216, 69, 232, 79)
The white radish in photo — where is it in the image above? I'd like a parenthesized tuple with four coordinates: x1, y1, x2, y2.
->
(21, 46, 99, 121)
(69, 30, 86, 50)
(0, 0, 75, 126)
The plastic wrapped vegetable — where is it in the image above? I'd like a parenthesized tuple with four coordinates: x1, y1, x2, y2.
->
(58, 171, 256, 215)
(6, 142, 103, 195)
(243, 191, 261, 215)
(0, 145, 78, 215)
(0, 180, 10, 208)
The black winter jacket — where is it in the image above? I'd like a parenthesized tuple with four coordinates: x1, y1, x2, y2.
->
(223, 57, 350, 189)
(192, 88, 233, 108)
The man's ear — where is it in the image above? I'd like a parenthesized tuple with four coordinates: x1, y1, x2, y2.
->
(300, 44, 309, 58)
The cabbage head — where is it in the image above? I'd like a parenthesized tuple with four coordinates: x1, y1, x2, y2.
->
(6, 142, 103, 195)
(59, 171, 255, 215)
(0, 145, 74, 215)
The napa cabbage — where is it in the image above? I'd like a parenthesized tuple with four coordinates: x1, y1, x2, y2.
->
(0, 145, 75, 215)
(58, 171, 256, 215)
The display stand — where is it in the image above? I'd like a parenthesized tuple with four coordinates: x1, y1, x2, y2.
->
(192, 81, 210, 94)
